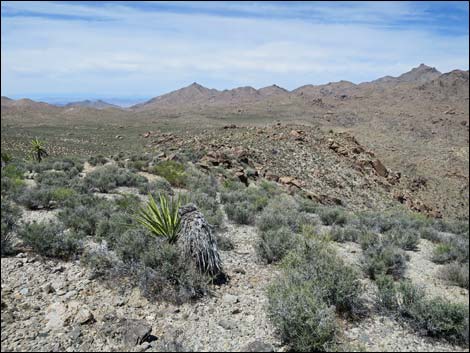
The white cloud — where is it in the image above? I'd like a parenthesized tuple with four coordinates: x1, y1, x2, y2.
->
(1, 1, 468, 98)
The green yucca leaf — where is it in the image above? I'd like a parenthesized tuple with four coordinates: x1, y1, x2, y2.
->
(136, 193, 182, 244)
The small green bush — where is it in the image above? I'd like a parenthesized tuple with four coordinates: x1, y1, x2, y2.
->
(225, 200, 257, 225)
(58, 195, 114, 235)
(267, 279, 338, 352)
(267, 239, 364, 351)
(256, 227, 297, 263)
(1, 198, 21, 256)
(114, 228, 149, 263)
(138, 178, 174, 196)
(153, 161, 187, 187)
(318, 207, 348, 226)
(431, 236, 468, 264)
(376, 279, 469, 345)
(329, 225, 362, 243)
(363, 242, 408, 280)
(17, 187, 56, 210)
(398, 281, 469, 345)
(440, 262, 469, 289)
(375, 275, 399, 311)
(84, 165, 148, 193)
(386, 228, 420, 251)
(88, 155, 108, 166)
(420, 227, 442, 243)
(138, 239, 208, 304)
(18, 221, 82, 259)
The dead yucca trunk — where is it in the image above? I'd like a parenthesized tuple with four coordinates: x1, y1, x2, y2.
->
(178, 204, 223, 277)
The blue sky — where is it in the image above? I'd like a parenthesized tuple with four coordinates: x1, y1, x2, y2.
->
(1, 1, 469, 104)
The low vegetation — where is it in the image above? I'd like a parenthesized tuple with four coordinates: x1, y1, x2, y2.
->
(377, 276, 469, 345)
(267, 236, 364, 351)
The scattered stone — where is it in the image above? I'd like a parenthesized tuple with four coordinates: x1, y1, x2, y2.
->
(242, 341, 275, 352)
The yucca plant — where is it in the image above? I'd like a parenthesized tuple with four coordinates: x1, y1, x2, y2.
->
(30, 138, 48, 163)
(136, 194, 183, 244)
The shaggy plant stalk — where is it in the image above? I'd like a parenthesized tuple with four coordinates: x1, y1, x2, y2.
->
(136, 194, 182, 244)
(178, 204, 223, 277)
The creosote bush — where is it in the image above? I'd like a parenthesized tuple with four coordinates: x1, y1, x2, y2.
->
(318, 206, 348, 226)
(18, 221, 82, 259)
(1, 198, 21, 256)
(377, 278, 469, 345)
(153, 160, 187, 187)
(256, 227, 297, 264)
(83, 165, 148, 193)
(267, 238, 364, 351)
(440, 262, 469, 289)
(363, 240, 408, 280)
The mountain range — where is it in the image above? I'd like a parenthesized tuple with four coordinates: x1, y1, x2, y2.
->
(3, 64, 466, 111)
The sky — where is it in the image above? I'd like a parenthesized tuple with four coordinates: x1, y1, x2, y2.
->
(1, 1, 469, 105)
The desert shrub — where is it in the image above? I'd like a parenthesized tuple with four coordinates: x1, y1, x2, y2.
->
(216, 234, 234, 251)
(434, 219, 469, 237)
(186, 167, 219, 197)
(18, 221, 82, 259)
(96, 212, 135, 248)
(296, 197, 319, 214)
(114, 194, 142, 212)
(440, 262, 469, 289)
(139, 178, 174, 195)
(1, 198, 21, 256)
(221, 183, 266, 225)
(376, 279, 469, 345)
(17, 187, 56, 210)
(256, 195, 315, 233)
(432, 236, 468, 264)
(225, 201, 256, 225)
(113, 228, 149, 263)
(58, 195, 114, 235)
(80, 242, 121, 279)
(34, 170, 73, 187)
(88, 155, 108, 166)
(282, 240, 364, 315)
(329, 225, 363, 243)
(138, 239, 208, 304)
(83, 165, 148, 193)
(398, 281, 469, 345)
(52, 158, 84, 173)
(1, 164, 26, 198)
(267, 239, 364, 351)
(256, 226, 297, 263)
(386, 228, 420, 251)
(420, 227, 442, 242)
(376, 275, 399, 311)
(358, 231, 380, 250)
(153, 161, 187, 187)
(267, 279, 338, 352)
(363, 241, 408, 280)
(51, 187, 76, 204)
(318, 206, 348, 226)
(189, 191, 223, 229)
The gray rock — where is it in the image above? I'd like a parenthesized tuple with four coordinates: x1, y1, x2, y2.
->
(222, 294, 239, 304)
(43, 283, 55, 294)
(241, 341, 274, 352)
(69, 326, 82, 340)
(218, 319, 236, 330)
(19, 288, 29, 296)
(122, 319, 152, 346)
